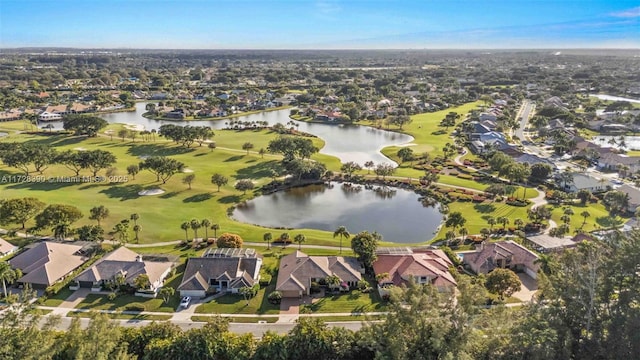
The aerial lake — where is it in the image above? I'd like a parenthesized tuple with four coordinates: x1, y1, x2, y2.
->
(41, 102, 413, 165)
(232, 182, 443, 243)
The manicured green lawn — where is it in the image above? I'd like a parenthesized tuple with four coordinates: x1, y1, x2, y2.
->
(75, 293, 179, 313)
(305, 314, 386, 322)
(375, 101, 481, 158)
(549, 202, 624, 233)
(435, 201, 531, 240)
(437, 175, 488, 191)
(68, 311, 172, 321)
(194, 284, 280, 315)
(301, 288, 387, 314)
(191, 315, 278, 323)
(0, 128, 349, 246)
(41, 287, 75, 307)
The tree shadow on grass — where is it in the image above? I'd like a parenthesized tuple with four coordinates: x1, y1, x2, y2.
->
(219, 195, 242, 204)
(159, 191, 182, 199)
(99, 184, 143, 201)
(6, 180, 78, 191)
(224, 155, 244, 162)
(234, 160, 282, 179)
(183, 192, 213, 203)
(22, 135, 86, 148)
(474, 203, 496, 213)
(595, 216, 623, 228)
(126, 143, 194, 157)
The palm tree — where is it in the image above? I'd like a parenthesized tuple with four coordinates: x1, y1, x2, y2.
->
(487, 217, 496, 231)
(180, 222, 189, 241)
(497, 216, 509, 230)
(130, 213, 139, 226)
(459, 227, 468, 241)
(534, 253, 557, 276)
(294, 234, 306, 250)
(514, 218, 524, 230)
(263, 232, 273, 249)
(190, 219, 201, 240)
(201, 219, 211, 240)
(133, 224, 141, 243)
(211, 224, 220, 239)
(445, 230, 456, 246)
(0, 262, 21, 298)
(333, 226, 350, 255)
(580, 211, 591, 227)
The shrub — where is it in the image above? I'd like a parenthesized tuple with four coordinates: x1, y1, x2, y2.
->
(216, 233, 243, 248)
(125, 304, 145, 312)
(108, 292, 117, 301)
(259, 274, 272, 287)
(310, 281, 321, 293)
(267, 291, 282, 305)
(457, 173, 473, 180)
(449, 172, 458, 176)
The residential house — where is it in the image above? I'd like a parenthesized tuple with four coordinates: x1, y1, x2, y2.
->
(71, 247, 173, 294)
(9, 242, 86, 288)
(372, 248, 456, 290)
(617, 184, 640, 213)
(177, 248, 262, 298)
(276, 251, 363, 298)
(463, 241, 540, 279)
(525, 234, 577, 253)
(514, 153, 557, 170)
(598, 153, 640, 173)
(479, 112, 498, 122)
(561, 173, 610, 193)
(38, 112, 63, 121)
(0, 109, 23, 122)
(0, 238, 18, 256)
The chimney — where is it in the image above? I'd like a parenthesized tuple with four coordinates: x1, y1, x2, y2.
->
(135, 255, 143, 262)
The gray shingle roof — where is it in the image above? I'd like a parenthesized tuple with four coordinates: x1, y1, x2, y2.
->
(177, 257, 260, 291)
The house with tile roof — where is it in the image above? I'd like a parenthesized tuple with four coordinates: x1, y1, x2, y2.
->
(0, 238, 18, 257)
(177, 250, 262, 298)
(372, 249, 456, 291)
(276, 251, 363, 298)
(71, 247, 173, 294)
(463, 241, 540, 278)
(9, 241, 86, 288)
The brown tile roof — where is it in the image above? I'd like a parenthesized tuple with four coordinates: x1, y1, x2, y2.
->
(73, 247, 173, 287)
(463, 241, 539, 273)
(372, 249, 456, 288)
(276, 251, 363, 293)
(9, 242, 85, 286)
(0, 238, 18, 255)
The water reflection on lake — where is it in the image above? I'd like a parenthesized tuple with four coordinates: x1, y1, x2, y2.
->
(232, 182, 442, 243)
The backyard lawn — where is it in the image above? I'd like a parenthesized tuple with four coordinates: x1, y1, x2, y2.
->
(549, 202, 624, 233)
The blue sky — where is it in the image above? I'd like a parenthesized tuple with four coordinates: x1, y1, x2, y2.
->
(1, 0, 638, 49)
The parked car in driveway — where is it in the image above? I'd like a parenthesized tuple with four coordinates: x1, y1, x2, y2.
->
(179, 296, 191, 308)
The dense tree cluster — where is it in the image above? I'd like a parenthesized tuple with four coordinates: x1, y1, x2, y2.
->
(158, 124, 214, 148)
(62, 115, 108, 137)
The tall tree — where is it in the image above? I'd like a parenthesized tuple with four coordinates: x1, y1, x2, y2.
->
(0, 262, 21, 298)
(180, 221, 189, 241)
(211, 173, 228, 192)
(139, 156, 185, 184)
(182, 173, 196, 189)
(351, 231, 379, 271)
(0, 197, 45, 229)
(333, 226, 350, 255)
(88, 205, 109, 226)
(200, 219, 211, 240)
(294, 233, 306, 250)
(263, 232, 273, 249)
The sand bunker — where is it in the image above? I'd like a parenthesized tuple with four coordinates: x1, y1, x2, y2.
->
(138, 189, 165, 196)
(397, 143, 417, 147)
(182, 168, 194, 173)
(124, 123, 145, 131)
(73, 147, 87, 151)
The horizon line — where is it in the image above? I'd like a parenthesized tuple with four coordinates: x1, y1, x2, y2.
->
(2, 46, 640, 51)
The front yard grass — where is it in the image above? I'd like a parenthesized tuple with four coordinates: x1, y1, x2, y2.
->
(41, 287, 74, 307)
(194, 284, 280, 315)
(435, 201, 531, 240)
(75, 293, 179, 313)
(191, 315, 278, 323)
(301, 288, 387, 314)
(68, 311, 172, 321)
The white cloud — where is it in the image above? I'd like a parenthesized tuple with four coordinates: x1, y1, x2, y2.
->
(316, 0, 341, 15)
(610, 6, 640, 18)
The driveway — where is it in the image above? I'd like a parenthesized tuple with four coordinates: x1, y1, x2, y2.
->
(58, 288, 90, 308)
(279, 297, 299, 315)
(512, 273, 538, 302)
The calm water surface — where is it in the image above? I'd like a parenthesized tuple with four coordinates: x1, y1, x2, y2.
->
(232, 182, 443, 243)
(41, 102, 413, 165)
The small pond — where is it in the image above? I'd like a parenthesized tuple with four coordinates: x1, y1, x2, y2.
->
(232, 182, 443, 243)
